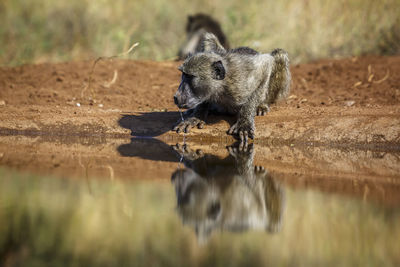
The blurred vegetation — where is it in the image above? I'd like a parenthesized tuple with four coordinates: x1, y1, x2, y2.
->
(1, 167, 400, 266)
(0, 0, 399, 66)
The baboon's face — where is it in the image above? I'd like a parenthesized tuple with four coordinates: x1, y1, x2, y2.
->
(186, 15, 206, 34)
(174, 71, 201, 109)
(186, 18, 199, 34)
(174, 53, 225, 109)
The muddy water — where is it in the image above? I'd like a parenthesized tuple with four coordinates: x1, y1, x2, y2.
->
(0, 136, 400, 266)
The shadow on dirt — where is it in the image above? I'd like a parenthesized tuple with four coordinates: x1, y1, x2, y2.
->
(118, 111, 235, 137)
(118, 112, 180, 137)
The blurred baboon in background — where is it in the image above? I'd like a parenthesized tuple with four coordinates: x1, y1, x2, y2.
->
(171, 144, 285, 243)
(177, 13, 230, 60)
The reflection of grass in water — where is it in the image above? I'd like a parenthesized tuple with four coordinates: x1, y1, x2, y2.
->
(1, 167, 400, 266)
(0, 168, 191, 266)
(0, 0, 399, 65)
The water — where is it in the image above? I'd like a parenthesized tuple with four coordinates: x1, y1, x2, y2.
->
(0, 135, 399, 266)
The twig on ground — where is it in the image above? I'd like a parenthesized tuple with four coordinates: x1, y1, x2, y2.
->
(104, 70, 118, 88)
(373, 69, 390, 84)
(81, 42, 139, 99)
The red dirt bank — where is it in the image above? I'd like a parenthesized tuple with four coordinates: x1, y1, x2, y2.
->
(0, 55, 399, 146)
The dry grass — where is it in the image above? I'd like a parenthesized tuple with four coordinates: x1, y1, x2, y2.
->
(0, 0, 399, 65)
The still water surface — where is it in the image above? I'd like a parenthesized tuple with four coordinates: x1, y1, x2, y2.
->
(0, 137, 399, 266)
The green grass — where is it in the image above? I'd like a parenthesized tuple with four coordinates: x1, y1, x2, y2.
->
(0, 0, 399, 66)
(1, 167, 400, 266)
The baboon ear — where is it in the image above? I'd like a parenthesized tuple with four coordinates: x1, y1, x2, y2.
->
(211, 60, 225, 80)
(201, 32, 226, 54)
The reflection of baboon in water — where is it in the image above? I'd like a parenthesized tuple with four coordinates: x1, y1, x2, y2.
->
(171, 144, 285, 243)
(178, 13, 230, 60)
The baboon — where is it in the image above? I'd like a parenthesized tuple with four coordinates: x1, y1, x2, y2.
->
(173, 33, 291, 147)
(171, 144, 285, 243)
(178, 13, 230, 60)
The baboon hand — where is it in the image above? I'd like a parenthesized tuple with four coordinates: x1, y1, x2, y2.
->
(254, 165, 266, 173)
(227, 120, 255, 149)
(227, 142, 254, 156)
(173, 117, 205, 133)
(172, 143, 203, 160)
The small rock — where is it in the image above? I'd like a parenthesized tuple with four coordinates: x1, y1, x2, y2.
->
(76, 103, 81, 107)
(345, 100, 355, 107)
(98, 104, 104, 108)
(0, 100, 5, 106)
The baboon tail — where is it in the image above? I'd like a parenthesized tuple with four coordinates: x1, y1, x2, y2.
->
(269, 48, 291, 102)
